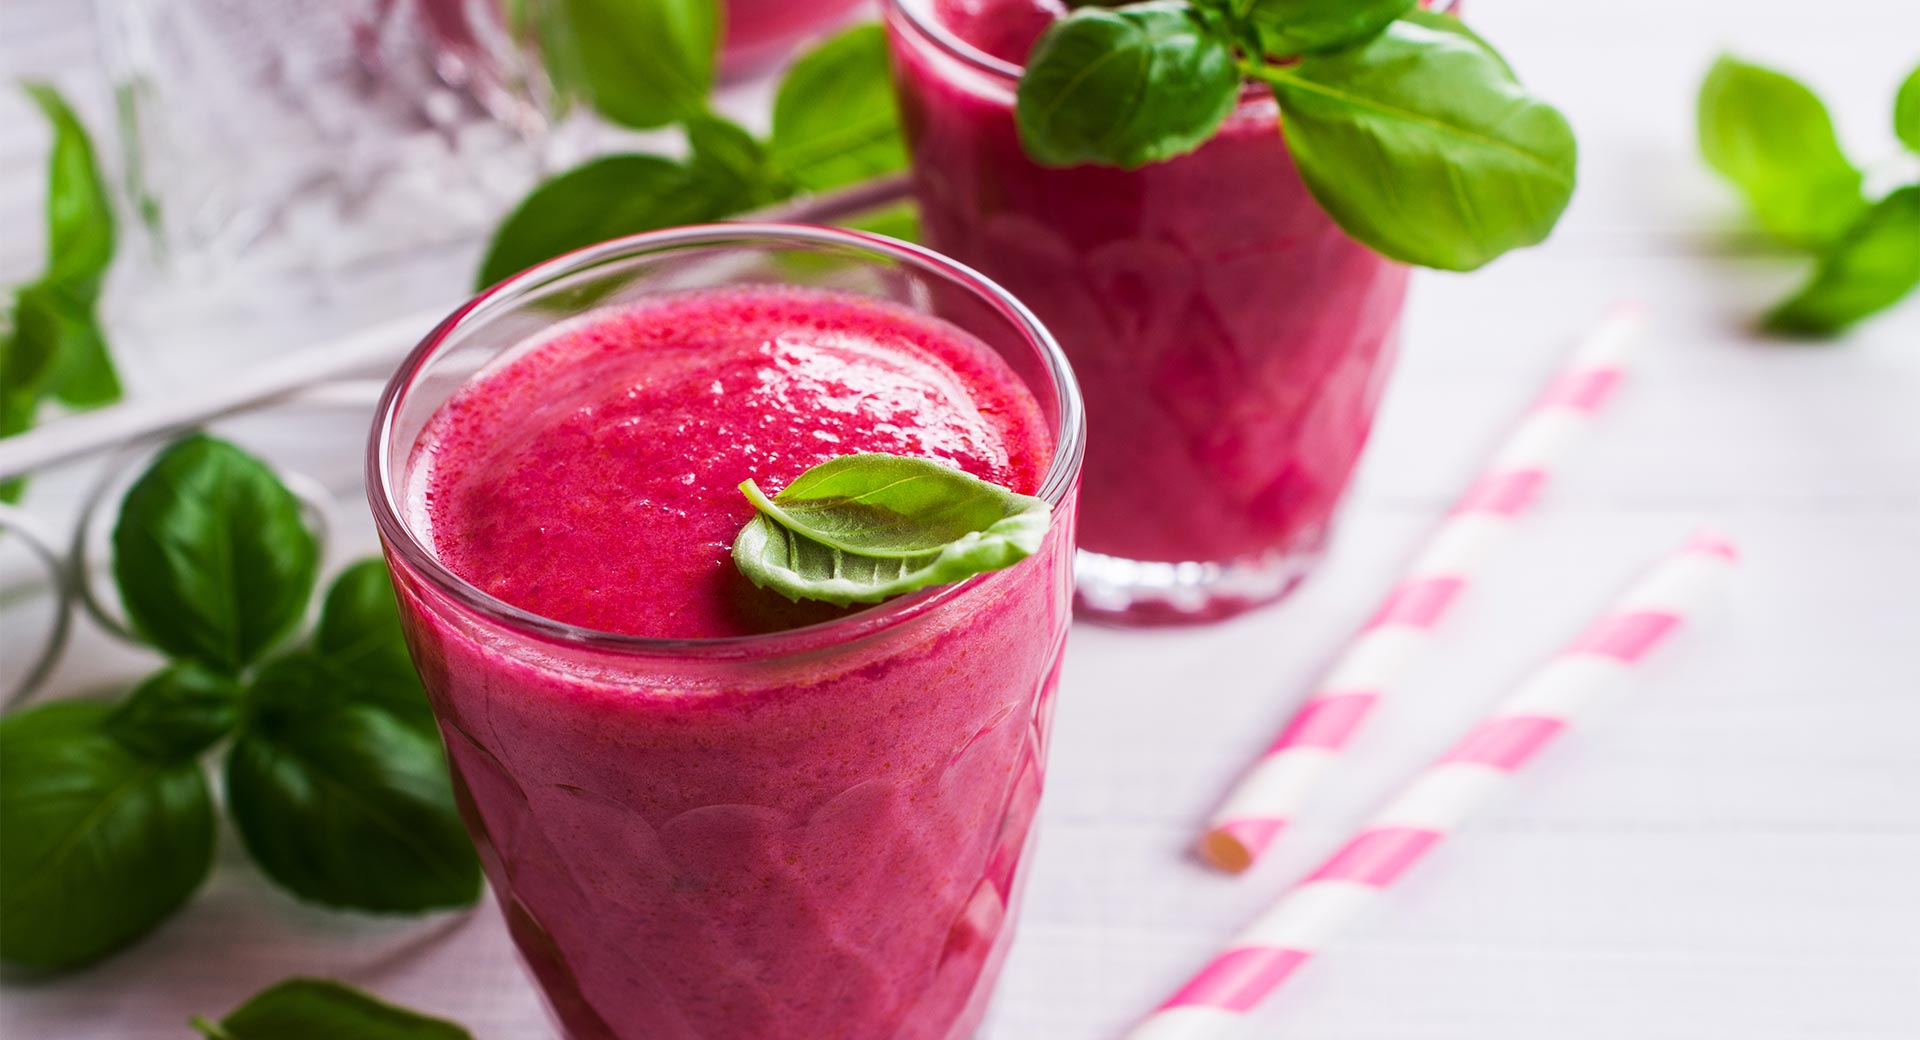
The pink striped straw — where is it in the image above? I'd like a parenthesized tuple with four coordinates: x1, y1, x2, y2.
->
(1130, 534, 1739, 1040)
(1200, 304, 1646, 873)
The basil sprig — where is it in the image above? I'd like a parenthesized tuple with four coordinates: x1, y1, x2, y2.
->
(1699, 56, 1920, 335)
(193, 978, 472, 1040)
(0, 436, 477, 973)
(479, 22, 909, 287)
(1012, 1, 1576, 271)
(2, 84, 124, 502)
(733, 454, 1050, 606)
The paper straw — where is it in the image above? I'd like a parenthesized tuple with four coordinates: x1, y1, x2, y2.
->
(1131, 533, 1739, 1040)
(1200, 304, 1646, 873)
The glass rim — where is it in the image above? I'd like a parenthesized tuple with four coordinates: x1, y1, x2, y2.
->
(885, 0, 1466, 84)
(885, 0, 1025, 82)
(366, 222, 1086, 659)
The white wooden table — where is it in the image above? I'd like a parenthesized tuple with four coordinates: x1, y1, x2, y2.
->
(3, 0, 1917, 1036)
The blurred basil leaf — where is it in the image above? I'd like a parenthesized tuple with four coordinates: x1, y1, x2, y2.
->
(769, 24, 908, 192)
(192, 978, 473, 1040)
(1699, 55, 1865, 247)
(559, 0, 716, 129)
(1896, 65, 1920, 154)
(1766, 185, 1920, 335)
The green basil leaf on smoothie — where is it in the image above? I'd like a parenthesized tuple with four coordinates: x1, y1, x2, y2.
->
(0, 701, 215, 972)
(106, 663, 243, 761)
(314, 560, 435, 733)
(1698, 55, 1865, 247)
(1259, 18, 1576, 270)
(1015, 2, 1241, 170)
(1245, 0, 1414, 57)
(113, 435, 319, 675)
(770, 23, 908, 193)
(226, 655, 480, 913)
(1896, 65, 1920, 154)
(1765, 185, 1920, 336)
(733, 454, 1049, 606)
(478, 155, 722, 288)
(192, 978, 473, 1040)
(556, 0, 716, 130)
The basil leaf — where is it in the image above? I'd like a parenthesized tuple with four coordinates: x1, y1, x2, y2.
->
(0, 701, 214, 971)
(1016, 2, 1241, 170)
(1246, 0, 1415, 57)
(1262, 18, 1576, 270)
(770, 24, 908, 192)
(314, 559, 433, 732)
(733, 453, 1049, 606)
(22, 84, 115, 300)
(558, 0, 716, 130)
(1, 288, 64, 500)
(112, 435, 318, 674)
(20, 84, 121, 408)
(1698, 55, 1865, 247)
(192, 978, 472, 1040)
(1896, 65, 1920, 154)
(1765, 186, 1920, 336)
(686, 114, 784, 209)
(478, 155, 711, 288)
(1395, 8, 1513, 76)
(106, 663, 243, 761)
(226, 655, 480, 913)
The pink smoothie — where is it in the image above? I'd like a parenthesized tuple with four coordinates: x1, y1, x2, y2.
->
(890, 0, 1411, 617)
(389, 287, 1072, 1038)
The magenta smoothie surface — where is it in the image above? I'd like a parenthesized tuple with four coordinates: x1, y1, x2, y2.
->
(890, 0, 1411, 615)
(388, 286, 1073, 1039)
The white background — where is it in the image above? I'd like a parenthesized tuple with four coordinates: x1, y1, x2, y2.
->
(2, 0, 1917, 1037)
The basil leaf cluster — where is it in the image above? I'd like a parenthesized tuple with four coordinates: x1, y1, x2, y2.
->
(1700, 55, 1920, 335)
(1012, 0, 1578, 271)
(192, 978, 473, 1040)
(0, 436, 478, 973)
(2, 84, 123, 502)
(733, 453, 1051, 606)
(478, 22, 910, 287)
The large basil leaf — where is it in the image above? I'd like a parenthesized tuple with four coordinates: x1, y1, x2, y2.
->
(1246, 0, 1415, 56)
(769, 24, 908, 192)
(112, 435, 318, 674)
(1766, 186, 1920, 335)
(477, 155, 716, 288)
(558, 0, 715, 130)
(314, 559, 434, 732)
(0, 701, 214, 971)
(1698, 55, 1864, 247)
(1016, 1, 1241, 170)
(733, 454, 1049, 606)
(1263, 18, 1576, 270)
(106, 663, 243, 761)
(226, 655, 480, 913)
(192, 978, 472, 1040)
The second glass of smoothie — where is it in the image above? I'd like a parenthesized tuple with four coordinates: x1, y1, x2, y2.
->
(368, 225, 1083, 1039)
(886, 0, 1412, 623)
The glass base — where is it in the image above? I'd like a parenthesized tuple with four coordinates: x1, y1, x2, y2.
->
(1073, 543, 1326, 626)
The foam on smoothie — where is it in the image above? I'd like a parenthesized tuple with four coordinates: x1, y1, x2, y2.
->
(411, 286, 1050, 640)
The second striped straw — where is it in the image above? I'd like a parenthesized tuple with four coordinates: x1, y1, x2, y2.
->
(1201, 304, 1646, 873)
(1131, 533, 1740, 1040)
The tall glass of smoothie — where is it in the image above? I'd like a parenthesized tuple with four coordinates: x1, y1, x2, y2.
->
(367, 224, 1083, 1039)
(886, 0, 1412, 623)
